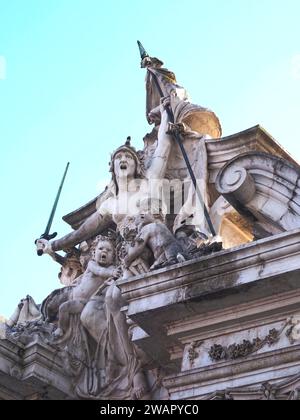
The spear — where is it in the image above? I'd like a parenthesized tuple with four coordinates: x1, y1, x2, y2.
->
(35, 162, 70, 256)
(137, 41, 216, 236)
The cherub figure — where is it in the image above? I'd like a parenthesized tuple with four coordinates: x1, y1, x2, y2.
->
(53, 238, 121, 338)
(124, 213, 188, 272)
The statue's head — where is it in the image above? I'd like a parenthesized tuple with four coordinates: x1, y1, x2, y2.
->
(59, 254, 83, 285)
(141, 56, 164, 69)
(135, 213, 155, 231)
(94, 237, 115, 267)
(109, 138, 145, 194)
(137, 41, 163, 69)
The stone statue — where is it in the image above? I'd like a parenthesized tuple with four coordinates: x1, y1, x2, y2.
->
(53, 237, 122, 339)
(4, 42, 300, 402)
(36, 99, 176, 256)
(31, 46, 224, 400)
(36, 45, 224, 255)
(139, 44, 222, 239)
(50, 248, 83, 286)
(38, 234, 151, 399)
(124, 213, 188, 271)
(138, 42, 221, 139)
(6, 295, 42, 328)
(78, 276, 150, 400)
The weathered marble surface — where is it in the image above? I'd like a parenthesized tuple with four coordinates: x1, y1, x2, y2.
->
(2, 45, 300, 400)
(62, 125, 299, 250)
(0, 335, 72, 400)
(30, 49, 229, 400)
(216, 152, 300, 238)
(2, 230, 300, 399)
(118, 229, 300, 399)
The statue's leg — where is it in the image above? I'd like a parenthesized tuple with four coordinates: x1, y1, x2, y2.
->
(80, 297, 107, 343)
(133, 370, 150, 400)
(57, 300, 85, 335)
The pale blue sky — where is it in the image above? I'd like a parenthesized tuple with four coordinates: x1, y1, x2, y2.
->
(1, 0, 300, 317)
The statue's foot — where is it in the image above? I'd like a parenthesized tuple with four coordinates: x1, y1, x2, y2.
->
(176, 253, 186, 263)
(208, 240, 223, 253)
(53, 328, 64, 339)
(201, 239, 223, 255)
(150, 262, 160, 271)
(134, 385, 148, 400)
(195, 232, 209, 248)
(152, 258, 177, 270)
(191, 236, 223, 260)
(210, 235, 222, 244)
(150, 260, 167, 271)
(197, 234, 222, 248)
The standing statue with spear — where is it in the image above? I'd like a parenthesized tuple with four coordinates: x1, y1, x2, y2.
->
(36, 43, 221, 257)
(137, 41, 222, 242)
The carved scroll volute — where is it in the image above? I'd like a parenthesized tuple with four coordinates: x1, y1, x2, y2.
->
(216, 166, 256, 206)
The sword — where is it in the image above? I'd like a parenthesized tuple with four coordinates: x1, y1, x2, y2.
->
(35, 162, 70, 256)
(137, 41, 216, 236)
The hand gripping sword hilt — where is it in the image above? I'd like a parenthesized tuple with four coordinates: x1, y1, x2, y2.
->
(35, 232, 57, 256)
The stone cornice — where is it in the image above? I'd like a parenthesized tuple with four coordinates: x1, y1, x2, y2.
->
(164, 346, 300, 400)
(118, 229, 300, 315)
(0, 336, 72, 399)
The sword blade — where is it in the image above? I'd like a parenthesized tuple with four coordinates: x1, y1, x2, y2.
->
(43, 162, 70, 237)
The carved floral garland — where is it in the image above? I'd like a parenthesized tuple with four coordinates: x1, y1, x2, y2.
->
(208, 328, 281, 362)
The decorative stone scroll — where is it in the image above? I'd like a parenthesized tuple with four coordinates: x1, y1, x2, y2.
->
(216, 152, 300, 237)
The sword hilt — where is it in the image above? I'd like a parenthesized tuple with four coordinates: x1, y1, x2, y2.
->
(35, 232, 57, 256)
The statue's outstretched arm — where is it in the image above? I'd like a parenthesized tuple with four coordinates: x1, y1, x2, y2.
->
(51, 212, 112, 252)
(36, 211, 112, 255)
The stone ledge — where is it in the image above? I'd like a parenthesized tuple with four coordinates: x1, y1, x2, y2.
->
(164, 346, 300, 400)
(118, 230, 300, 371)
(119, 229, 300, 319)
(0, 336, 72, 400)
